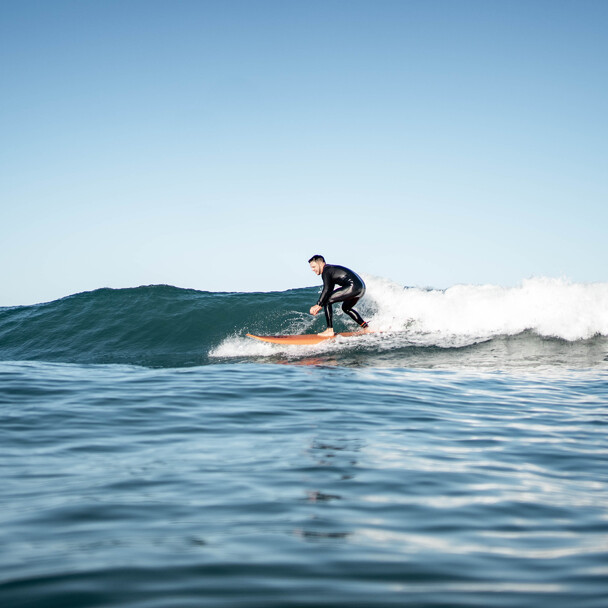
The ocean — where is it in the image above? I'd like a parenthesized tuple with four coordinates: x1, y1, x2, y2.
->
(1, 276, 607, 607)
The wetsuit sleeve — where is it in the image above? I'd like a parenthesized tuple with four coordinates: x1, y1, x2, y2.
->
(317, 270, 333, 307)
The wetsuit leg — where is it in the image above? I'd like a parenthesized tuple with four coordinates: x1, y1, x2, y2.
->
(325, 286, 368, 328)
(323, 303, 334, 329)
(342, 298, 367, 326)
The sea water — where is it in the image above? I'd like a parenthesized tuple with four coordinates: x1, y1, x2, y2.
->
(1, 277, 607, 607)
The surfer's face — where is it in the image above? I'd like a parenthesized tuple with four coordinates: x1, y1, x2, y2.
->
(310, 261, 323, 275)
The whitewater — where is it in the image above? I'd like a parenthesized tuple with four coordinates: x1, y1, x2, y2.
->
(2, 276, 608, 608)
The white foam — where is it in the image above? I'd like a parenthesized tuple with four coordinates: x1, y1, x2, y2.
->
(211, 276, 608, 358)
(210, 335, 275, 358)
(361, 275, 608, 346)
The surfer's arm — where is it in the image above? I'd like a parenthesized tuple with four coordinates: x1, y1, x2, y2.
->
(317, 272, 333, 306)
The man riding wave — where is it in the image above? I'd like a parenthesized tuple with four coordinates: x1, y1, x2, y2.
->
(308, 255, 369, 337)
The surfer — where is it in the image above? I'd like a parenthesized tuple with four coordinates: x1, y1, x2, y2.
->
(308, 255, 369, 337)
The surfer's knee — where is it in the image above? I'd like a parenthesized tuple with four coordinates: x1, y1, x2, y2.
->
(341, 299, 356, 313)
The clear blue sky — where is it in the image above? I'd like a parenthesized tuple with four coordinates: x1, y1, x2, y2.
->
(1, 0, 607, 306)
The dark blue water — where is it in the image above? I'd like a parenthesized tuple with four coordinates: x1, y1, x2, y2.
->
(2, 284, 608, 607)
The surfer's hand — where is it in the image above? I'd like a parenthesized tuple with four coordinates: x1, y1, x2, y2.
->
(310, 305, 321, 316)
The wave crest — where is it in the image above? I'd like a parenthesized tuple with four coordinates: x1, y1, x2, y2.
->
(362, 276, 608, 345)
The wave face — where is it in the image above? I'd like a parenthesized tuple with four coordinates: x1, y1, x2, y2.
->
(0, 285, 317, 368)
(2, 277, 608, 369)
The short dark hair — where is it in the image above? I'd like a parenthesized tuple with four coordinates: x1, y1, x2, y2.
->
(308, 255, 325, 264)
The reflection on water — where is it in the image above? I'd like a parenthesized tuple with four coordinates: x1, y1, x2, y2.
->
(306, 491, 342, 502)
(294, 529, 351, 541)
(276, 356, 341, 367)
(296, 438, 362, 542)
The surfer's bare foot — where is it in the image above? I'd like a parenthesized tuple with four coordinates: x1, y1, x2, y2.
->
(317, 329, 335, 337)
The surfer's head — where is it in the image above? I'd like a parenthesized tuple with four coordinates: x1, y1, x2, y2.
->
(308, 255, 325, 275)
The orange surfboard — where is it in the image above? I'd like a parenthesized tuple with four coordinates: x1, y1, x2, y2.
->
(246, 330, 373, 345)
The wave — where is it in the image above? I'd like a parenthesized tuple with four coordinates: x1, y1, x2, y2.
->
(0, 284, 318, 368)
(1, 278, 608, 369)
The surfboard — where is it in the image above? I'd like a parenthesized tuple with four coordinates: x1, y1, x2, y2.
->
(246, 330, 373, 345)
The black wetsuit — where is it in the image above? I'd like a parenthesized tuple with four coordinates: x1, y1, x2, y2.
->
(317, 264, 367, 329)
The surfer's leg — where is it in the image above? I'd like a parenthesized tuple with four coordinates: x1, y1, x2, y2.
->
(321, 286, 366, 335)
(318, 304, 335, 336)
(342, 298, 368, 328)
(330, 285, 368, 328)
(324, 303, 333, 328)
